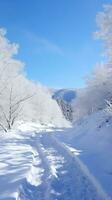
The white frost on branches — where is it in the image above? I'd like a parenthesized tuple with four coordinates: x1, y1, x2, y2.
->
(0, 28, 68, 132)
(95, 4, 112, 61)
(73, 4, 112, 121)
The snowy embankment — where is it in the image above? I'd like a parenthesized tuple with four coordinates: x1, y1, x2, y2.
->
(56, 110, 112, 198)
(0, 121, 111, 200)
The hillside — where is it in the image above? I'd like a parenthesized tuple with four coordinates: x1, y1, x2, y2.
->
(56, 110, 112, 198)
(51, 89, 77, 121)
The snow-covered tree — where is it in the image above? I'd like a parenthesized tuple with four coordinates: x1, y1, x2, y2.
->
(73, 62, 112, 121)
(73, 4, 112, 121)
(0, 76, 34, 132)
(95, 4, 112, 61)
(0, 28, 68, 131)
(23, 82, 69, 127)
(56, 98, 73, 122)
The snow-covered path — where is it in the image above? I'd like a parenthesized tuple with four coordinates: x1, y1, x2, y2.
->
(17, 132, 110, 200)
(0, 129, 111, 200)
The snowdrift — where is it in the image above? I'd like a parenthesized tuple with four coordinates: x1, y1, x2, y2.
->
(59, 110, 112, 197)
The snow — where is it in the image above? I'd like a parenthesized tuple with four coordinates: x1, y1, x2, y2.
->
(64, 145, 82, 156)
(56, 110, 112, 198)
(26, 150, 44, 187)
(0, 121, 111, 199)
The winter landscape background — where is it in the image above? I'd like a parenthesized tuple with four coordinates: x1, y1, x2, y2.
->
(0, 1, 112, 200)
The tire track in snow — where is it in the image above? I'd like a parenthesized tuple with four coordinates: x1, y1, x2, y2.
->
(15, 135, 46, 200)
(15, 132, 111, 200)
(34, 134, 56, 200)
(39, 133, 111, 200)
(17, 133, 58, 200)
(34, 134, 66, 200)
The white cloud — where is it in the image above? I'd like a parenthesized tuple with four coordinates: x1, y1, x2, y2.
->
(25, 31, 63, 55)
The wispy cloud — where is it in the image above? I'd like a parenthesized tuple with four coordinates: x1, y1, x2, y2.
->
(25, 31, 63, 56)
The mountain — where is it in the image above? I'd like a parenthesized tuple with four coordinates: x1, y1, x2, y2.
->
(52, 89, 77, 103)
(52, 89, 77, 122)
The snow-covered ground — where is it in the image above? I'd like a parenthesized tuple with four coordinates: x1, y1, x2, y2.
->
(56, 110, 112, 199)
(0, 121, 111, 200)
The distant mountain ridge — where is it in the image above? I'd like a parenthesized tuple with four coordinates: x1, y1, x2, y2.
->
(51, 89, 77, 122)
(52, 89, 77, 103)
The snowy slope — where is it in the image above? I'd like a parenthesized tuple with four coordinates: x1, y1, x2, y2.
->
(0, 122, 111, 200)
(56, 110, 112, 198)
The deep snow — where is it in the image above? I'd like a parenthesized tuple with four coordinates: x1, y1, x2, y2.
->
(0, 121, 111, 200)
(56, 110, 112, 198)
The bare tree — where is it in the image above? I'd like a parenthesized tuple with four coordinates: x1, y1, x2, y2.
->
(0, 85, 34, 132)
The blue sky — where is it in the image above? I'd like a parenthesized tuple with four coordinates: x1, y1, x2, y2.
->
(0, 0, 110, 88)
